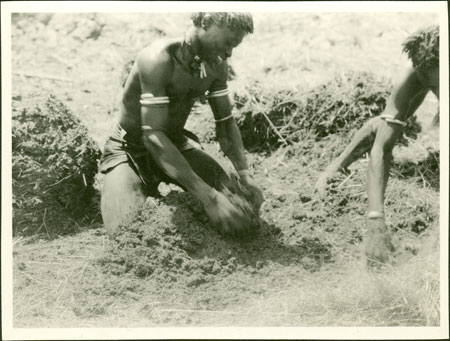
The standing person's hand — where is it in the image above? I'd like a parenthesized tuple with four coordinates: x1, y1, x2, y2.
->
(315, 166, 341, 200)
(315, 171, 332, 200)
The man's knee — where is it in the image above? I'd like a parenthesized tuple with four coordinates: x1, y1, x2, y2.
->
(101, 163, 146, 238)
(102, 162, 145, 193)
(365, 116, 383, 134)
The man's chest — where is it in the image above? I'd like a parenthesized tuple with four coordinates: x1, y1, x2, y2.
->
(167, 62, 219, 100)
(168, 74, 211, 99)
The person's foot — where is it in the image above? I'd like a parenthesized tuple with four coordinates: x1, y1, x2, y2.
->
(365, 218, 394, 268)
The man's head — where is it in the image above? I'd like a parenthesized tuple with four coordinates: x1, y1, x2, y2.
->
(402, 25, 439, 89)
(191, 12, 254, 63)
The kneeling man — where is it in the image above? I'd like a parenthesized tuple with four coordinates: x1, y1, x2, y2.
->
(100, 12, 264, 238)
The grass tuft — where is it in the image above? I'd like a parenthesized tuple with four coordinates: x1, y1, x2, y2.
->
(228, 72, 421, 153)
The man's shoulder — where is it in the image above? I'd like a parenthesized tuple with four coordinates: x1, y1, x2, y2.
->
(137, 38, 182, 72)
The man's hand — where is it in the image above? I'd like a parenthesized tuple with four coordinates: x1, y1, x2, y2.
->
(365, 218, 394, 267)
(238, 174, 264, 212)
(202, 189, 256, 236)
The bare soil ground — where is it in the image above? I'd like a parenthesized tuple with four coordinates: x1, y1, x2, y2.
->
(11, 12, 440, 327)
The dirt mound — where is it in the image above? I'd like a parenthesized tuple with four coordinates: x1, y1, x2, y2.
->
(99, 190, 334, 286)
(12, 93, 102, 237)
(230, 72, 421, 152)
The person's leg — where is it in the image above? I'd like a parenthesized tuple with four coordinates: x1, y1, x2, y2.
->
(330, 117, 382, 171)
(101, 163, 146, 239)
(182, 148, 233, 191)
(316, 116, 382, 197)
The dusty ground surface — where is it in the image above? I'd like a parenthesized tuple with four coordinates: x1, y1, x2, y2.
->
(11, 12, 441, 327)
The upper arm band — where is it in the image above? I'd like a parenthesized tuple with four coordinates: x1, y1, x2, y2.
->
(379, 114, 407, 127)
(206, 87, 229, 99)
(140, 93, 170, 106)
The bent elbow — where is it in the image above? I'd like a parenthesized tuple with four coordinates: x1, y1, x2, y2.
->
(143, 131, 165, 152)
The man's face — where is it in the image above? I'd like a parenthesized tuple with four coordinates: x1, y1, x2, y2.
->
(416, 66, 439, 97)
(199, 24, 246, 63)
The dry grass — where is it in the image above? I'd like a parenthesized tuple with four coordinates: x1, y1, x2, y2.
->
(13, 228, 439, 327)
(309, 236, 439, 326)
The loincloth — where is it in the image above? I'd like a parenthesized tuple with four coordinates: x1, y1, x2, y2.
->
(99, 122, 199, 194)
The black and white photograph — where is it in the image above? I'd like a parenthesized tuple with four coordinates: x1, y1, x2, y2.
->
(1, 1, 448, 339)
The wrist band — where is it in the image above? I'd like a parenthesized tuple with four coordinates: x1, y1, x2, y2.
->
(367, 211, 385, 219)
(214, 114, 233, 123)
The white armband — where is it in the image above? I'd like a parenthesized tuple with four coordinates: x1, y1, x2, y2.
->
(140, 93, 170, 106)
(206, 87, 229, 99)
(380, 114, 407, 127)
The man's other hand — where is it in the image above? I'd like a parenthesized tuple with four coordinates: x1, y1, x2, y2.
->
(315, 167, 341, 200)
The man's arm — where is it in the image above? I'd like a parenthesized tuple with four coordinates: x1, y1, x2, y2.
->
(208, 69, 263, 209)
(209, 95, 249, 173)
(208, 64, 248, 173)
(136, 47, 214, 204)
(367, 67, 429, 215)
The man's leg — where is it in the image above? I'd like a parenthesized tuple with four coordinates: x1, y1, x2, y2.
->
(315, 116, 382, 198)
(101, 163, 146, 238)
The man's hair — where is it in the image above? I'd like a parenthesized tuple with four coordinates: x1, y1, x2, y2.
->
(402, 25, 439, 71)
(191, 12, 254, 34)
